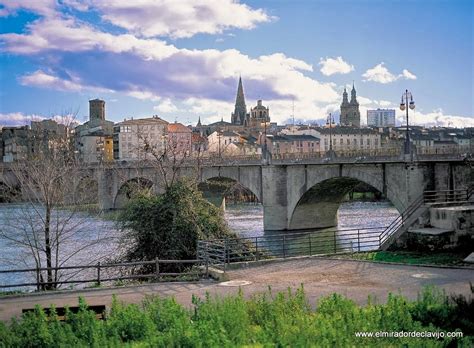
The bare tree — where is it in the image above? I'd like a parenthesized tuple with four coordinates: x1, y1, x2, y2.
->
(0, 116, 117, 290)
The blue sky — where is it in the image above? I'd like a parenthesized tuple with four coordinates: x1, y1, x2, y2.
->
(0, 0, 472, 127)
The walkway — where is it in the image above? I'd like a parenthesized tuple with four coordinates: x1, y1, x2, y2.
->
(1, 258, 473, 321)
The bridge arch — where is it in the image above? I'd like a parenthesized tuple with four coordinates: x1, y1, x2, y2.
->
(199, 166, 262, 202)
(198, 176, 260, 208)
(288, 173, 403, 230)
(114, 177, 154, 209)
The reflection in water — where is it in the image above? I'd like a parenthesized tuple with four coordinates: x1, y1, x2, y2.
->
(225, 201, 400, 257)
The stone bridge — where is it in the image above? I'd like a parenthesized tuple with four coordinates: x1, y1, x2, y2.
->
(1, 159, 472, 231)
(96, 160, 472, 231)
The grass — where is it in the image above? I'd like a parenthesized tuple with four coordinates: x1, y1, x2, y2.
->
(0, 286, 472, 347)
(338, 251, 470, 266)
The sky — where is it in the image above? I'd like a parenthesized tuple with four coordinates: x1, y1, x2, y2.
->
(0, 0, 473, 128)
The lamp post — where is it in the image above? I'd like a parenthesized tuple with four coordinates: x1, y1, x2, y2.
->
(218, 130, 222, 159)
(326, 112, 334, 153)
(263, 119, 268, 162)
(399, 89, 415, 155)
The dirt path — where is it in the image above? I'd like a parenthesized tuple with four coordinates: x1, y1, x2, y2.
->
(1, 258, 473, 321)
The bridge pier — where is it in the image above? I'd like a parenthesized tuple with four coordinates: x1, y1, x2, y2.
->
(98, 168, 116, 210)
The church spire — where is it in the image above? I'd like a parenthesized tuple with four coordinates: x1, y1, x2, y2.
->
(341, 86, 349, 106)
(196, 116, 201, 127)
(350, 81, 358, 105)
(231, 76, 247, 125)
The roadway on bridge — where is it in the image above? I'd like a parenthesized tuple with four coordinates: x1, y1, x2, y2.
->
(0, 258, 473, 321)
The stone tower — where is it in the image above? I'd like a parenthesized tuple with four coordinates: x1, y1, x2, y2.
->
(231, 77, 249, 126)
(89, 99, 105, 122)
(340, 83, 360, 127)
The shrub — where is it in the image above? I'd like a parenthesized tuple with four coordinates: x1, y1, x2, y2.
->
(118, 179, 234, 271)
(0, 287, 473, 347)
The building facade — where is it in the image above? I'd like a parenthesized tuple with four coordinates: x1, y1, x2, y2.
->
(316, 127, 381, 152)
(113, 116, 168, 161)
(367, 109, 396, 127)
(207, 130, 240, 154)
(167, 122, 192, 156)
(264, 134, 320, 155)
(340, 84, 361, 127)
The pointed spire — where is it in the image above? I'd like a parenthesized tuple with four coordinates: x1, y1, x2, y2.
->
(197, 116, 201, 127)
(232, 76, 247, 125)
(350, 81, 358, 105)
(342, 85, 349, 106)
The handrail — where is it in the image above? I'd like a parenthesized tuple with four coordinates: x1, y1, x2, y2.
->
(0, 258, 207, 290)
(379, 187, 471, 247)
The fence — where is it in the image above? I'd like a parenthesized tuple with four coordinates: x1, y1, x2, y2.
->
(0, 259, 208, 290)
(198, 226, 387, 270)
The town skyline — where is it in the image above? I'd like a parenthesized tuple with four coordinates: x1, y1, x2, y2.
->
(0, 0, 473, 128)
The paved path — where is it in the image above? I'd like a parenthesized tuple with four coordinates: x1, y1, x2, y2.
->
(1, 258, 473, 321)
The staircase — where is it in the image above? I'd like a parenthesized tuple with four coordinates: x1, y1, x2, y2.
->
(379, 187, 472, 250)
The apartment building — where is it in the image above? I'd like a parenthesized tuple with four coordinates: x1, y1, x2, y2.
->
(113, 116, 168, 161)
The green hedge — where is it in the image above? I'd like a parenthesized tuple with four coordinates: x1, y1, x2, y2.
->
(0, 286, 472, 347)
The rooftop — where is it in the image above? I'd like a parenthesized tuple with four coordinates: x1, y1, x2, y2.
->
(168, 123, 191, 133)
(117, 116, 168, 126)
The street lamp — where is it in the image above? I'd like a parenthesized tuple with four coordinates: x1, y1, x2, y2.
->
(326, 112, 334, 153)
(400, 89, 415, 155)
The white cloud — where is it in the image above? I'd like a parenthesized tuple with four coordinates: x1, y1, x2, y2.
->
(378, 100, 392, 107)
(396, 109, 474, 128)
(0, 112, 44, 126)
(362, 62, 417, 84)
(0, 17, 178, 59)
(0, 0, 56, 17)
(319, 56, 354, 76)
(362, 63, 399, 84)
(67, 0, 274, 39)
(0, 112, 78, 127)
(153, 98, 178, 113)
(19, 70, 84, 91)
(402, 69, 417, 80)
(1, 15, 339, 115)
(19, 70, 111, 93)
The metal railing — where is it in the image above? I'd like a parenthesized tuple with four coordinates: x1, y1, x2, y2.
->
(423, 189, 471, 203)
(0, 259, 208, 290)
(198, 226, 387, 269)
(199, 187, 474, 268)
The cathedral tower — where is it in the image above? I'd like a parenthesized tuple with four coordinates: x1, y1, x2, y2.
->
(340, 83, 360, 127)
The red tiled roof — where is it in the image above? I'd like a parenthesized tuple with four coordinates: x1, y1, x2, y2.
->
(168, 123, 192, 133)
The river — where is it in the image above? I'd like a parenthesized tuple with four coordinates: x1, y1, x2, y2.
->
(0, 201, 399, 290)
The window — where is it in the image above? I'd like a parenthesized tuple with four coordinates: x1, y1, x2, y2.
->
(340, 139, 343, 145)
(346, 139, 350, 145)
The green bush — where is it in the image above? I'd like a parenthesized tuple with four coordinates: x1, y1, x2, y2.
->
(118, 179, 233, 271)
(0, 286, 472, 347)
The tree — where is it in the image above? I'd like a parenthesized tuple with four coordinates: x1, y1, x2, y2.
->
(0, 117, 116, 290)
(118, 179, 232, 269)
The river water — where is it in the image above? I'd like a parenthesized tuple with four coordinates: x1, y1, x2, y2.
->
(0, 201, 399, 290)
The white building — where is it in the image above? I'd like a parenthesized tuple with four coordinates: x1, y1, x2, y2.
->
(207, 130, 240, 154)
(113, 116, 168, 161)
(367, 109, 396, 127)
